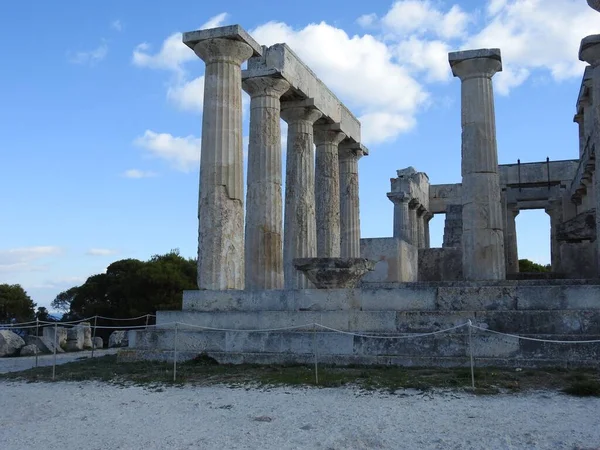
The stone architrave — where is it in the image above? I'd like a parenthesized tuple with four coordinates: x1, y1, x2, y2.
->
(450, 48, 505, 281)
(387, 191, 411, 243)
(314, 127, 346, 257)
(243, 76, 290, 290)
(579, 35, 600, 276)
(183, 28, 259, 290)
(281, 104, 322, 289)
(339, 144, 366, 258)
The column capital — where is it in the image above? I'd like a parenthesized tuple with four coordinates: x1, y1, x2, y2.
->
(409, 198, 421, 210)
(449, 48, 502, 80)
(387, 191, 411, 204)
(579, 35, 600, 66)
(281, 104, 322, 124)
(574, 113, 584, 125)
(242, 76, 290, 98)
(191, 37, 255, 66)
(424, 211, 434, 221)
(314, 126, 346, 147)
(338, 142, 368, 160)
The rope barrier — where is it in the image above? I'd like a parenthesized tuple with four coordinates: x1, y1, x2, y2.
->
(315, 322, 469, 339)
(470, 324, 600, 344)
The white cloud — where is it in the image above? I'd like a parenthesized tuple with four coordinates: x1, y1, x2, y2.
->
(167, 75, 204, 112)
(200, 12, 229, 30)
(132, 32, 193, 73)
(122, 169, 157, 179)
(250, 21, 429, 144)
(111, 19, 122, 31)
(134, 130, 201, 172)
(86, 248, 119, 256)
(395, 37, 452, 82)
(357, 13, 378, 28)
(67, 42, 108, 65)
(0, 247, 62, 273)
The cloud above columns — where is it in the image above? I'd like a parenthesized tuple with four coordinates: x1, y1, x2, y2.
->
(133, 130, 201, 172)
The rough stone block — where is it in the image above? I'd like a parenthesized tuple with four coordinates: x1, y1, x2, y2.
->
(558, 241, 597, 279)
(26, 335, 64, 354)
(42, 326, 67, 348)
(0, 330, 25, 357)
(517, 285, 600, 310)
(360, 238, 417, 283)
(93, 337, 103, 349)
(418, 248, 463, 282)
(19, 344, 39, 356)
(437, 286, 517, 310)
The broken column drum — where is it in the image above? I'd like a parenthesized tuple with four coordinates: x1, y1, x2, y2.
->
(450, 48, 506, 281)
(243, 76, 290, 290)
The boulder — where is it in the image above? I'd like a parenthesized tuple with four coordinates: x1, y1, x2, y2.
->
(93, 336, 103, 349)
(109, 330, 128, 348)
(78, 322, 93, 349)
(66, 326, 84, 351)
(0, 330, 26, 357)
(20, 344, 39, 356)
(26, 335, 64, 354)
(43, 326, 67, 348)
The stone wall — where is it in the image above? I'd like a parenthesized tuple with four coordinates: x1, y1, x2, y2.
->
(418, 248, 463, 281)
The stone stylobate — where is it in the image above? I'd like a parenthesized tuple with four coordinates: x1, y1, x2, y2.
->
(450, 48, 505, 281)
(183, 26, 262, 290)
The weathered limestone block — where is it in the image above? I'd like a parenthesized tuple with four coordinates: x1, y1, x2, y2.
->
(281, 104, 322, 289)
(20, 344, 39, 356)
(0, 330, 25, 357)
(26, 335, 64, 354)
(293, 258, 376, 289)
(66, 325, 89, 351)
(360, 238, 418, 283)
(556, 209, 596, 242)
(418, 248, 463, 281)
(314, 127, 346, 257)
(43, 326, 67, 348)
(184, 28, 258, 290)
(93, 336, 104, 349)
(243, 76, 290, 290)
(109, 330, 129, 348)
(443, 204, 462, 248)
(79, 323, 93, 349)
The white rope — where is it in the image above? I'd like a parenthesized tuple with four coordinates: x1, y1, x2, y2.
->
(164, 321, 317, 333)
(95, 314, 156, 321)
(470, 324, 600, 344)
(315, 322, 469, 339)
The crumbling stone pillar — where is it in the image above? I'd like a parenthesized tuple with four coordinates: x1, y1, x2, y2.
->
(545, 201, 561, 272)
(424, 212, 433, 249)
(443, 204, 463, 248)
(281, 104, 322, 289)
(408, 200, 419, 246)
(339, 144, 365, 258)
(388, 191, 411, 243)
(243, 76, 290, 290)
(314, 127, 346, 257)
(580, 35, 600, 276)
(450, 48, 505, 281)
(185, 31, 256, 290)
(416, 206, 426, 248)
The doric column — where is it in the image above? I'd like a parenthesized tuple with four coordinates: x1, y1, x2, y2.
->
(408, 200, 419, 246)
(339, 144, 365, 258)
(545, 201, 561, 271)
(424, 212, 433, 249)
(574, 113, 585, 158)
(504, 204, 519, 274)
(580, 35, 600, 276)
(281, 104, 322, 289)
(387, 191, 411, 242)
(314, 127, 346, 257)
(242, 76, 290, 290)
(416, 206, 426, 248)
(185, 33, 255, 290)
(450, 48, 505, 281)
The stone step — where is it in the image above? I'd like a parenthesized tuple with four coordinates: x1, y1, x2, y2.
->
(120, 349, 599, 369)
(128, 328, 600, 363)
(182, 284, 600, 312)
(156, 309, 600, 334)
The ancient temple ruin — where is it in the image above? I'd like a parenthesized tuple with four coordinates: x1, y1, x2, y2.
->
(125, 13, 600, 368)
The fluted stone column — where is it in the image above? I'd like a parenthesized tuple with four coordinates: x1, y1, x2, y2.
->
(339, 144, 365, 257)
(504, 204, 519, 274)
(416, 206, 426, 248)
(580, 35, 600, 276)
(424, 212, 433, 249)
(188, 36, 254, 290)
(314, 127, 346, 257)
(388, 191, 411, 242)
(450, 48, 505, 281)
(281, 104, 322, 289)
(408, 200, 419, 246)
(242, 76, 290, 290)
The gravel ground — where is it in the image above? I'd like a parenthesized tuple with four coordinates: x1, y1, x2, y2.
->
(0, 349, 118, 374)
(1, 381, 599, 450)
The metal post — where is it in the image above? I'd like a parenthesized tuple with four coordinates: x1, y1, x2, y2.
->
(52, 323, 58, 381)
(91, 316, 98, 359)
(313, 323, 319, 385)
(173, 323, 179, 382)
(35, 318, 39, 368)
(468, 320, 475, 389)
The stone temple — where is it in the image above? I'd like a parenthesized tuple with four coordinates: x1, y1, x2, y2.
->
(125, 15, 600, 368)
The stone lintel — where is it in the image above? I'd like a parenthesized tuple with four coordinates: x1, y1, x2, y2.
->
(449, 48, 502, 69)
(339, 141, 369, 157)
(579, 34, 600, 64)
(245, 43, 361, 143)
(280, 98, 317, 110)
(182, 25, 262, 56)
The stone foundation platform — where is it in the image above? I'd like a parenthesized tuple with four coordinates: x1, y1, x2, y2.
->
(123, 280, 600, 368)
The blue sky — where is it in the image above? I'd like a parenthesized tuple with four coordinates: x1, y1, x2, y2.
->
(1, 0, 598, 310)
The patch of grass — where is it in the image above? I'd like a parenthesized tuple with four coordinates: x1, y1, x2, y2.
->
(1, 355, 598, 395)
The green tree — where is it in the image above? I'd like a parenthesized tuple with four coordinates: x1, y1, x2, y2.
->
(519, 259, 551, 273)
(0, 284, 36, 323)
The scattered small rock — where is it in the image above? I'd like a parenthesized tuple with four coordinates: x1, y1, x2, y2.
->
(253, 416, 272, 422)
(300, 424, 313, 430)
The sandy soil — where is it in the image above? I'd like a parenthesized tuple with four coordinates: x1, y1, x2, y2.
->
(0, 349, 118, 374)
(0, 381, 599, 450)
